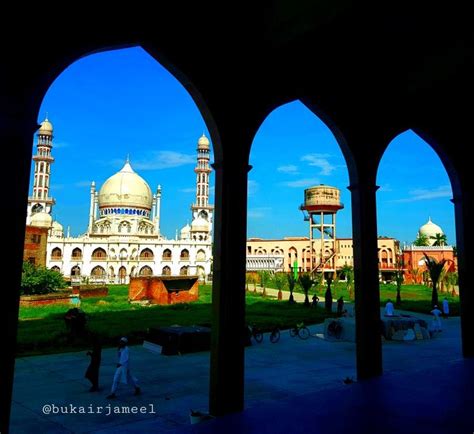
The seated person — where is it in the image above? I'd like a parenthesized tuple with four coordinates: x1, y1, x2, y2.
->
(384, 299, 394, 317)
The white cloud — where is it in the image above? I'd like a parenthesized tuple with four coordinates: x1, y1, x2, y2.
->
(392, 185, 452, 203)
(248, 180, 258, 196)
(74, 181, 92, 188)
(179, 187, 196, 193)
(248, 207, 271, 219)
(283, 178, 320, 188)
(301, 154, 336, 175)
(131, 151, 195, 170)
(378, 184, 393, 192)
(277, 164, 299, 174)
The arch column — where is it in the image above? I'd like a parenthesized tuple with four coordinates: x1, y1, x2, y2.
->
(452, 188, 474, 357)
(348, 175, 383, 380)
(0, 109, 37, 434)
(209, 146, 251, 416)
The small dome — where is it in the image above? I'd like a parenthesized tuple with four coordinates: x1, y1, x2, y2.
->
(197, 134, 210, 149)
(52, 221, 63, 230)
(38, 118, 53, 135)
(30, 212, 52, 228)
(419, 217, 444, 245)
(98, 161, 153, 211)
(180, 223, 191, 240)
(191, 216, 210, 232)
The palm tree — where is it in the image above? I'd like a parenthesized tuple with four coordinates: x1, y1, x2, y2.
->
(340, 264, 354, 299)
(286, 272, 296, 303)
(413, 233, 430, 246)
(423, 253, 447, 307)
(325, 275, 334, 313)
(257, 270, 270, 296)
(298, 273, 314, 306)
(431, 233, 447, 246)
(411, 267, 420, 284)
(274, 273, 286, 300)
(394, 257, 404, 305)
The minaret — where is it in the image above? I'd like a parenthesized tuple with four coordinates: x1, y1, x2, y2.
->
(26, 116, 56, 224)
(88, 181, 96, 233)
(191, 134, 214, 224)
(153, 185, 162, 235)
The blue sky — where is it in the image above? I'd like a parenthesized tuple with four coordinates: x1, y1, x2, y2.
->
(34, 47, 455, 245)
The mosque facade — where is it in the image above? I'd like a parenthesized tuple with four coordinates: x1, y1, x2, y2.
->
(26, 118, 214, 283)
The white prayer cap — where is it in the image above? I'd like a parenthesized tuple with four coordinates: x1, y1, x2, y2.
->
(120, 337, 128, 343)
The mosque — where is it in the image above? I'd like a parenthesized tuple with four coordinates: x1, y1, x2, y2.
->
(26, 117, 214, 283)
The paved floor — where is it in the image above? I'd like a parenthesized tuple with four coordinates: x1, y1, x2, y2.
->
(10, 305, 464, 433)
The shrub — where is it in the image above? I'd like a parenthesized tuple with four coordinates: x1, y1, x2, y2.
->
(21, 261, 66, 295)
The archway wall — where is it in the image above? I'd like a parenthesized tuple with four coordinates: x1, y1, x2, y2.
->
(3, 8, 474, 432)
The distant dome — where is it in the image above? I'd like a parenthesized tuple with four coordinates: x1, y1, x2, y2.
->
(38, 118, 53, 135)
(419, 217, 444, 245)
(180, 223, 191, 240)
(30, 212, 52, 228)
(191, 216, 210, 232)
(98, 161, 153, 211)
(52, 221, 63, 231)
(197, 134, 210, 149)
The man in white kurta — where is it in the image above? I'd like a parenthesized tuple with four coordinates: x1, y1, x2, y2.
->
(107, 337, 140, 398)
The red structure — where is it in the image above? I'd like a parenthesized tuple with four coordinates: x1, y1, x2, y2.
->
(23, 225, 48, 267)
(403, 246, 457, 283)
(129, 276, 199, 305)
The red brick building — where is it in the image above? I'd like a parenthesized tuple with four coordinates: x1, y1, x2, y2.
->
(23, 225, 48, 267)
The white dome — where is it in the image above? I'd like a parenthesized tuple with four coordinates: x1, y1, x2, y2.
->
(98, 161, 152, 211)
(191, 216, 210, 232)
(38, 118, 53, 135)
(52, 221, 63, 231)
(419, 217, 444, 244)
(180, 223, 191, 240)
(30, 212, 52, 228)
(197, 134, 210, 149)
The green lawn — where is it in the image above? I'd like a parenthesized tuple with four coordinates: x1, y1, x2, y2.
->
(17, 285, 333, 357)
(285, 281, 460, 315)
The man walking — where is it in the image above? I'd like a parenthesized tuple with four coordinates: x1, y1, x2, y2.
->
(107, 337, 141, 399)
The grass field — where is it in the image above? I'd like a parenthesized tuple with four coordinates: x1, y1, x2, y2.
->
(17, 285, 333, 357)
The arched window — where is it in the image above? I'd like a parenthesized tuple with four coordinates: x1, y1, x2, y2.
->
(71, 247, 83, 260)
(179, 266, 188, 276)
(91, 248, 107, 260)
(51, 266, 61, 272)
(51, 247, 62, 260)
(162, 266, 171, 276)
(180, 249, 190, 260)
(71, 265, 81, 276)
(162, 249, 172, 260)
(119, 266, 127, 283)
(91, 266, 106, 278)
(140, 248, 154, 260)
(109, 266, 115, 278)
(196, 249, 206, 261)
(139, 265, 153, 276)
(120, 248, 128, 260)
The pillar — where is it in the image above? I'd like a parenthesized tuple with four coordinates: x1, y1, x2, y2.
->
(209, 145, 250, 416)
(349, 170, 383, 379)
(453, 187, 474, 357)
(0, 110, 37, 434)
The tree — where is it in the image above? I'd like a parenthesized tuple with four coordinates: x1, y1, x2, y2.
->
(286, 272, 296, 303)
(394, 257, 404, 305)
(298, 273, 314, 306)
(325, 275, 334, 312)
(340, 264, 354, 299)
(423, 253, 447, 307)
(257, 270, 270, 296)
(411, 268, 420, 284)
(413, 233, 430, 246)
(431, 233, 447, 246)
(21, 261, 66, 295)
(273, 273, 286, 300)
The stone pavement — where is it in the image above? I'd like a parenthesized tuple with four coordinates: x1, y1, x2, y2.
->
(10, 305, 462, 433)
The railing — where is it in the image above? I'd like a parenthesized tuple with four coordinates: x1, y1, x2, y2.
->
(246, 255, 285, 272)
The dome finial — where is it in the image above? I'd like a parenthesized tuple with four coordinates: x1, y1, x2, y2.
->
(126, 153, 130, 164)
(45, 112, 49, 121)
